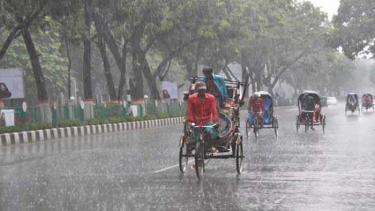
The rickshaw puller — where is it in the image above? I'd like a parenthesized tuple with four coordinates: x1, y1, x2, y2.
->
(186, 82, 220, 153)
(248, 93, 264, 127)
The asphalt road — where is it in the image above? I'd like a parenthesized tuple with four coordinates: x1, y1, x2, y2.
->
(0, 102, 374, 211)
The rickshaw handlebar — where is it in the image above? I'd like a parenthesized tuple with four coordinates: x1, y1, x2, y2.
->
(191, 124, 216, 128)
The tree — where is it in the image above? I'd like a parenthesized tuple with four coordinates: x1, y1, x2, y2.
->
(0, 28, 68, 103)
(332, 0, 375, 60)
(0, 0, 50, 102)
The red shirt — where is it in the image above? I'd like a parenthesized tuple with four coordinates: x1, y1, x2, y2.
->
(187, 93, 218, 125)
(248, 97, 264, 112)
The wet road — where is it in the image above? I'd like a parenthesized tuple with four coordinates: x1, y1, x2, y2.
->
(1, 102, 375, 211)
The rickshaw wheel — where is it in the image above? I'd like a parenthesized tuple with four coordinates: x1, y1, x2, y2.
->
(195, 141, 205, 179)
(273, 118, 279, 137)
(179, 135, 189, 173)
(253, 116, 260, 138)
(235, 135, 243, 174)
(245, 120, 250, 139)
(304, 115, 309, 133)
(237, 117, 241, 127)
(296, 116, 300, 133)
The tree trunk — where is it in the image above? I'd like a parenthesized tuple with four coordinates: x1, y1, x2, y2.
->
(117, 40, 127, 100)
(97, 36, 116, 100)
(255, 65, 263, 91)
(0, 26, 22, 61)
(22, 27, 48, 102)
(0, 2, 46, 61)
(83, 0, 92, 100)
(131, 47, 144, 100)
(65, 40, 72, 99)
(135, 45, 160, 99)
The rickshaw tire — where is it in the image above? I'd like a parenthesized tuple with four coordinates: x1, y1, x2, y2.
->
(235, 138, 243, 174)
(179, 138, 188, 173)
(195, 141, 205, 179)
(304, 115, 309, 133)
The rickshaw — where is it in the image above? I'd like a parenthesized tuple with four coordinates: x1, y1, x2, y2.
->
(179, 77, 248, 179)
(296, 91, 326, 133)
(245, 91, 279, 139)
(361, 93, 374, 112)
(345, 93, 360, 115)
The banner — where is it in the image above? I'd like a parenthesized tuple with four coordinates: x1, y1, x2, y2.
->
(0, 68, 24, 99)
(161, 81, 178, 99)
(0, 109, 15, 126)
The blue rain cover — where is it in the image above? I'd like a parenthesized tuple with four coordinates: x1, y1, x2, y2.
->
(263, 99, 272, 124)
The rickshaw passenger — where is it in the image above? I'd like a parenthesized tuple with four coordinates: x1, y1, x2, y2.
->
(202, 67, 228, 109)
(312, 96, 320, 122)
(188, 78, 197, 95)
(186, 82, 220, 151)
(301, 93, 315, 130)
(301, 93, 315, 111)
(348, 95, 356, 106)
(248, 93, 264, 127)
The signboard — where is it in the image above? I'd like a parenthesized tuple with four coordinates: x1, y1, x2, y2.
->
(161, 81, 178, 99)
(22, 102, 27, 112)
(0, 109, 15, 126)
(0, 68, 24, 99)
(130, 105, 138, 117)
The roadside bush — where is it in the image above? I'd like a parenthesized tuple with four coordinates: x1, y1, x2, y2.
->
(0, 125, 24, 134)
(108, 116, 127, 123)
(58, 120, 82, 127)
(28, 122, 52, 130)
(86, 118, 108, 125)
(156, 112, 170, 119)
(143, 115, 155, 120)
(126, 116, 143, 122)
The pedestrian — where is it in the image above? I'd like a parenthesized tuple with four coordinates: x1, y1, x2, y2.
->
(0, 112, 6, 127)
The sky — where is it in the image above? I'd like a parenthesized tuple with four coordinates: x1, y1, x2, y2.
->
(302, 0, 340, 19)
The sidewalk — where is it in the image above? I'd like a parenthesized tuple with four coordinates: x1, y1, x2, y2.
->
(0, 117, 184, 147)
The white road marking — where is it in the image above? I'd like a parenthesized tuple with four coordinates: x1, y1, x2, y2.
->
(154, 160, 194, 173)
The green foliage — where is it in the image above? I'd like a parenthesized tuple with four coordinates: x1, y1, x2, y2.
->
(0, 122, 52, 134)
(28, 122, 53, 131)
(143, 115, 156, 120)
(169, 112, 184, 118)
(332, 0, 375, 59)
(0, 125, 24, 134)
(126, 116, 144, 122)
(108, 117, 127, 123)
(0, 29, 68, 103)
(58, 120, 82, 127)
(86, 118, 109, 125)
(156, 112, 170, 119)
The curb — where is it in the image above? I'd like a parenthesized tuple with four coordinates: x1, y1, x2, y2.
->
(0, 117, 184, 147)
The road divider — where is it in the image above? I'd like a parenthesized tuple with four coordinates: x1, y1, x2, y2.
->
(0, 117, 185, 147)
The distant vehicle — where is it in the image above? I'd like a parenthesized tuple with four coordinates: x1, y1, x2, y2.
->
(361, 93, 374, 112)
(321, 96, 328, 107)
(345, 93, 360, 115)
(327, 97, 337, 106)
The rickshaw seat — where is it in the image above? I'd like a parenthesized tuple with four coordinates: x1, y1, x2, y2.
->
(263, 98, 272, 124)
